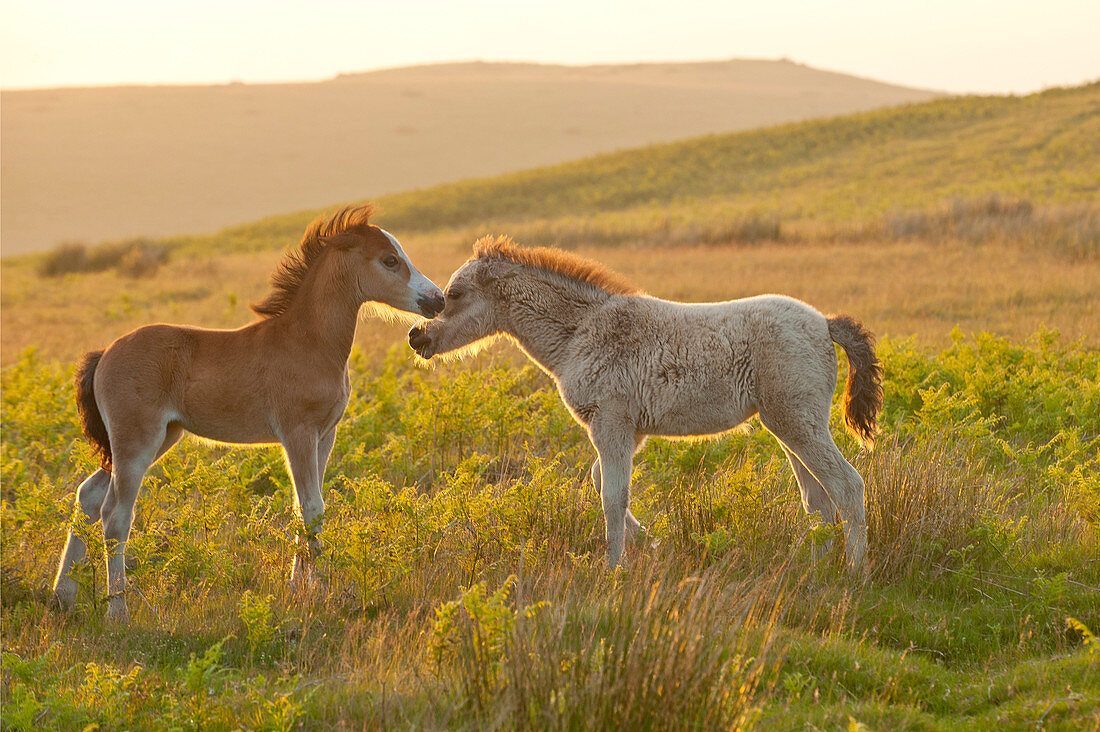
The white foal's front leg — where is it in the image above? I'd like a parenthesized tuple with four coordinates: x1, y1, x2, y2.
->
(591, 455, 645, 542)
(590, 421, 637, 569)
(284, 429, 324, 586)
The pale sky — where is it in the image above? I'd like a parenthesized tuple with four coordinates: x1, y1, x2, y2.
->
(1, 0, 1097, 94)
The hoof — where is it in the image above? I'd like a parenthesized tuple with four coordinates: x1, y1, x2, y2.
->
(53, 576, 78, 612)
(105, 597, 130, 624)
(846, 560, 871, 583)
(289, 560, 326, 591)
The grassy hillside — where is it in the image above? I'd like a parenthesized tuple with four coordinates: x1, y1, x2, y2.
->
(151, 82, 1100, 254)
(1, 58, 938, 255)
(373, 83, 1100, 235)
(3, 84, 1098, 364)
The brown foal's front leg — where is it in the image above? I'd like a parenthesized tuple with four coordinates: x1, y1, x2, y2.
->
(283, 428, 324, 586)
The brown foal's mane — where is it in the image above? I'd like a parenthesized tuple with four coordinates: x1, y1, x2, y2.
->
(251, 204, 375, 318)
(473, 235, 640, 296)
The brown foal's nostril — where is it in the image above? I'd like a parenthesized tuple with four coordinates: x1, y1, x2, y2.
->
(416, 293, 446, 318)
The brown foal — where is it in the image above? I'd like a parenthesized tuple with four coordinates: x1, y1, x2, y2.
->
(54, 205, 444, 621)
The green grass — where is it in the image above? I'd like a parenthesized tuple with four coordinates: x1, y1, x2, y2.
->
(2, 334, 1098, 729)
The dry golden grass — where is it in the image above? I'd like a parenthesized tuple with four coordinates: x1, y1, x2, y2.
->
(609, 238, 1100, 344)
(4, 233, 1098, 367)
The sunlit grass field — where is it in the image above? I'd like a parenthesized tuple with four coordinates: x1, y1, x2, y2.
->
(2, 83, 1099, 729)
(3, 337, 1098, 728)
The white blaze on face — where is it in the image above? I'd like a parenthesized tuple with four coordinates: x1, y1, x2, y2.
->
(380, 228, 443, 302)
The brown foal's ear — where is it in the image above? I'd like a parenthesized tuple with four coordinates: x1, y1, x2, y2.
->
(320, 232, 361, 250)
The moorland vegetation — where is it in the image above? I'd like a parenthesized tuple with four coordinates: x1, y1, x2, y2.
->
(2, 83, 1098, 729)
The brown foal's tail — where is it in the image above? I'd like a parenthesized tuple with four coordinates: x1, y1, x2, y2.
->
(827, 315, 884, 449)
(76, 350, 112, 472)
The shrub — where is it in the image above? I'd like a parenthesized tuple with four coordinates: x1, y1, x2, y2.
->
(884, 196, 1100, 259)
(38, 238, 169, 278)
(36, 242, 89, 277)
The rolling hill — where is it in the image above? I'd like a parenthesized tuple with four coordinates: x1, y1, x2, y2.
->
(2, 83, 1098, 365)
(0, 59, 938, 255)
(288, 82, 1100, 244)
(102, 81, 1097, 258)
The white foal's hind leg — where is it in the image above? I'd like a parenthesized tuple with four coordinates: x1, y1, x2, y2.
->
(797, 443, 865, 575)
(779, 445, 840, 563)
(53, 469, 110, 611)
(765, 416, 867, 575)
(284, 429, 324, 586)
(836, 457, 867, 574)
(589, 420, 637, 569)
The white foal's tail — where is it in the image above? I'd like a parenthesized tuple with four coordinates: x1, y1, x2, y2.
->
(827, 315, 884, 449)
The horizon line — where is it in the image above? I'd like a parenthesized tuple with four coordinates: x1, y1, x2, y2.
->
(2, 55, 951, 94)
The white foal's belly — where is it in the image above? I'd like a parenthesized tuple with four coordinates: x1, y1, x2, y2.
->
(644, 405, 755, 438)
(637, 378, 757, 437)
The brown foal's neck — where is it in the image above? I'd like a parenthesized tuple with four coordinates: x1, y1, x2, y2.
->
(278, 250, 362, 365)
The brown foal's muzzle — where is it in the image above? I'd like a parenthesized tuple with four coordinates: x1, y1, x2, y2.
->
(416, 293, 445, 318)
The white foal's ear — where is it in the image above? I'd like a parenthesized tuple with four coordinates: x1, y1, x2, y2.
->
(477, 258, 520, 286)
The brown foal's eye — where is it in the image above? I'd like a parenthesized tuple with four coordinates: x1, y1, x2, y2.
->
(447, 289, 463, 300)
(382, 254, 399, 268)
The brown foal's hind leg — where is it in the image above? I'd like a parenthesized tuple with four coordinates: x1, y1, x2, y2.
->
(284, 429, 324, 587)
(317, 426, 337, 481)
(55, 424, 182, 614)
(97, 423, 181, 621)
(100, 461, 152, 622)
(53, 469, 110, 611)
